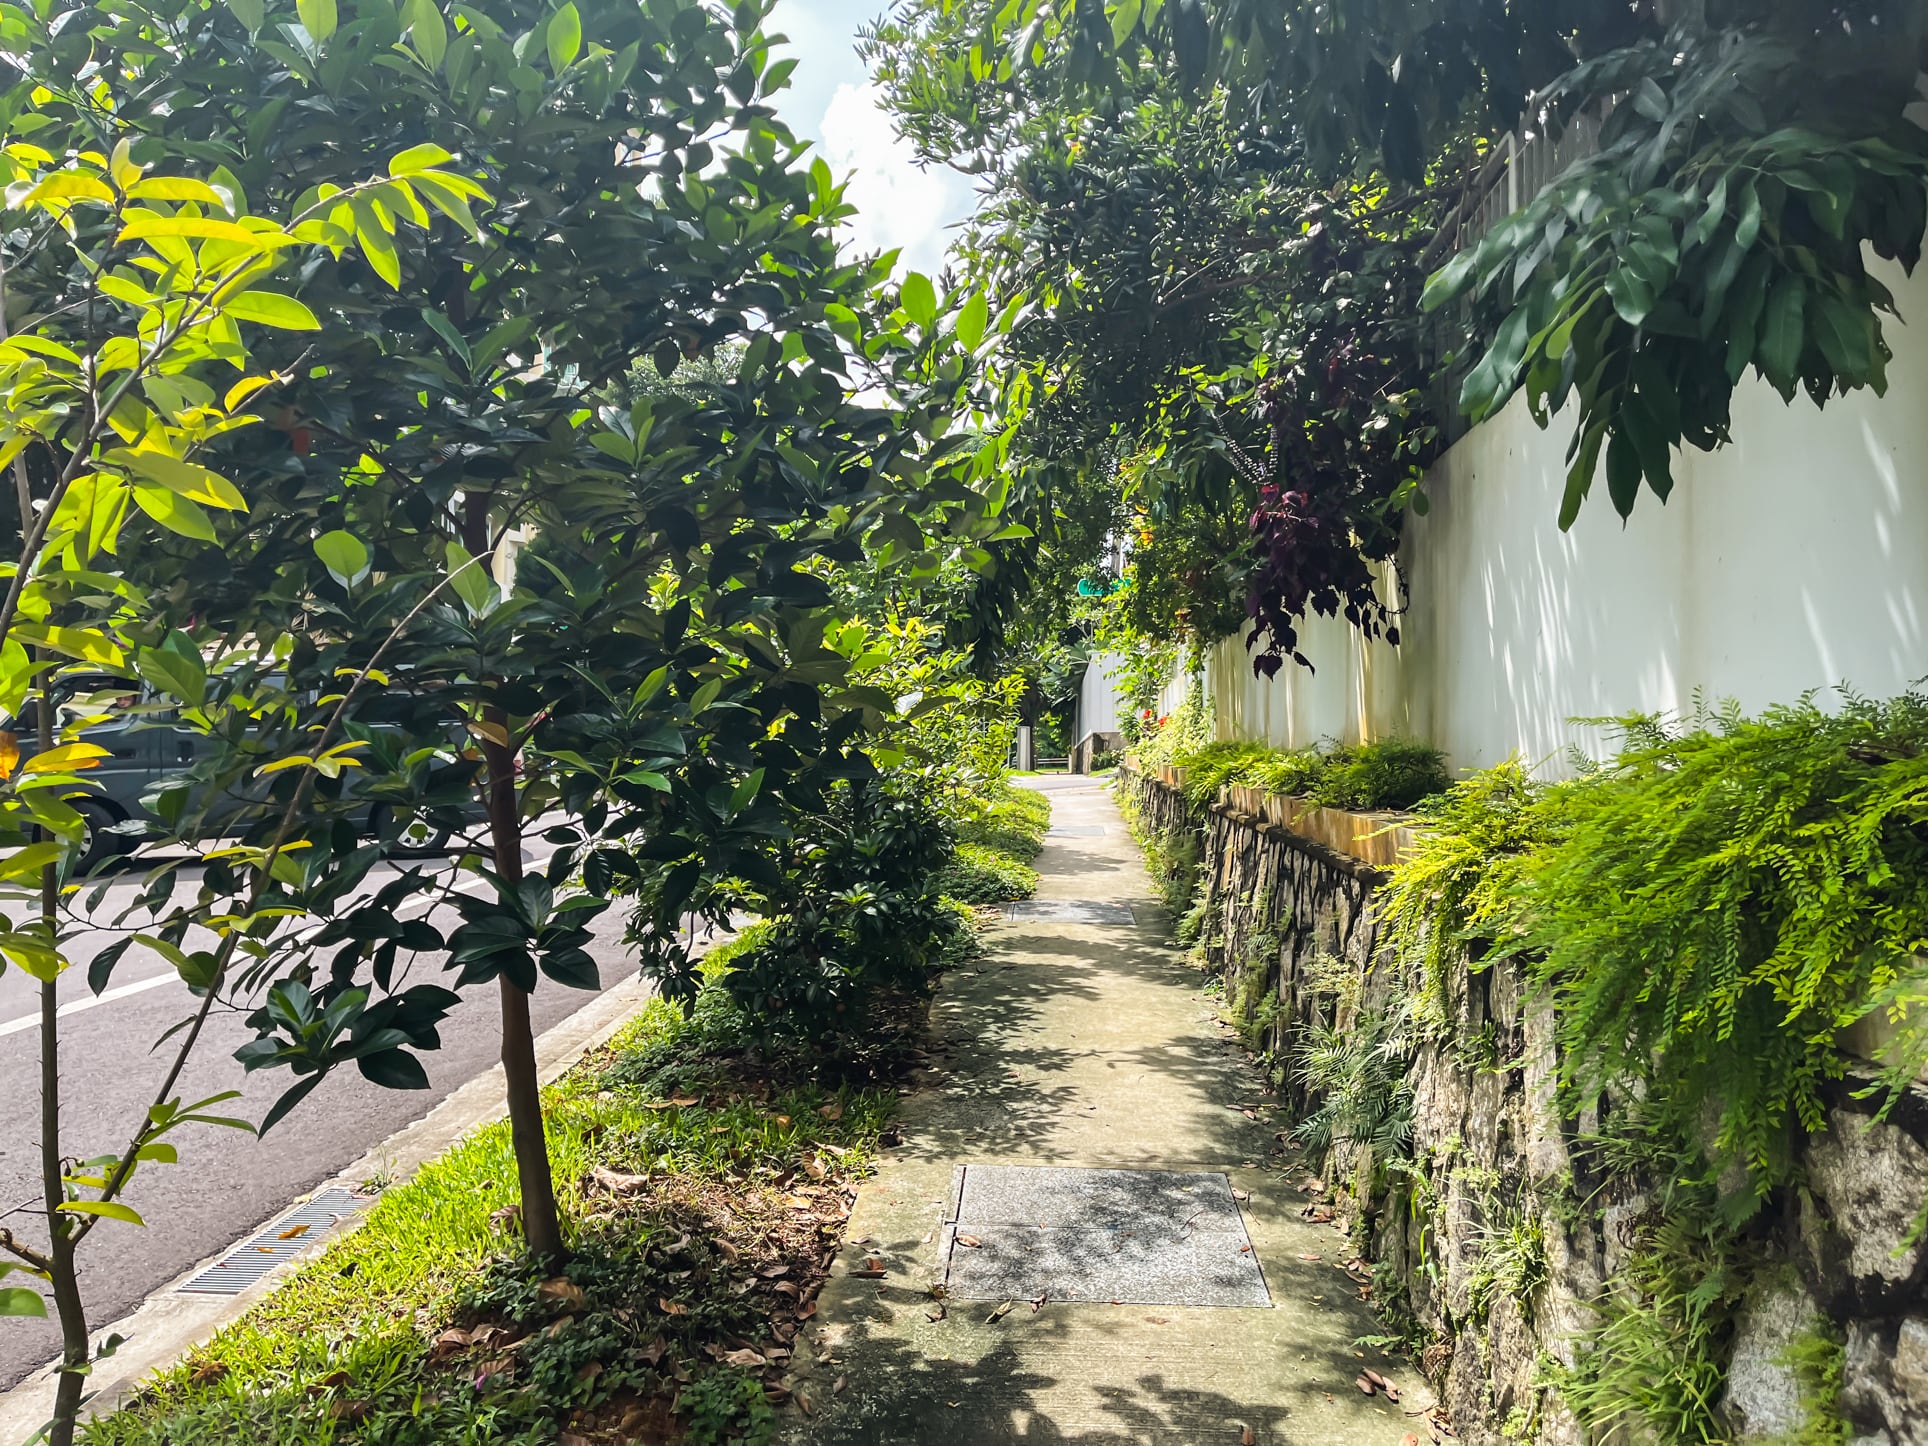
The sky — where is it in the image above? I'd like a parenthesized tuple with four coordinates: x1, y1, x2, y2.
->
(763, 0, 980, 280)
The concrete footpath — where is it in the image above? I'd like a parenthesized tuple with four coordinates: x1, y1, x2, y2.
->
(786, 776, 1430, 1444)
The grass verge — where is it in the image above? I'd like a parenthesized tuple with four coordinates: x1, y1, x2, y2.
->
(82, 938, 943, 1446)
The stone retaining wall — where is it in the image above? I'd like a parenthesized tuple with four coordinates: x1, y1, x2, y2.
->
(1118, 765, 1928, 1446)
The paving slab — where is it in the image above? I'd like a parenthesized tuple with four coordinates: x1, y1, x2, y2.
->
(785, 777, 1428, 1445)
(1003, 899, 1135, 926)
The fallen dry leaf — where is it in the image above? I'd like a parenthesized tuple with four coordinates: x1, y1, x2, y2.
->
(1243, 1428, 1257, 1445)
(833, 1375, 847, 1395)
(926, 1304, 948, 1322)
(986, 1300, 1015, 1323)
(1298, 1253, 1322, 1261)
(1231, 1188, 1251, 1202)
(657, 1297, 690, 1317)
(1401, 1437, 1421, 1446)
(187, 1359, 227, 1387)
(589, 1165, 650, 1195)
(954, 1234, 982, 1248)
(278, 1223, 311, 1240)
(818, 1101, 844, 1121)
(722, 1348, 766, 1368)
(537, 1277, 586, 1310)
(1357, 1374, 1376, 1395)
(854, 1257, 887, 1278)
(1144, 1316, 1168, 1325)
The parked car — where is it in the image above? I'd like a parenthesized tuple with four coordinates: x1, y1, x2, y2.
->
(1, 674, 479, 869)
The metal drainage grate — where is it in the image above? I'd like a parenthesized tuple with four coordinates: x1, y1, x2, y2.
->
(177, 1187, 368, 1295)
(942, 1165, 1270, 1307)
(1003, 899, 1135, 926)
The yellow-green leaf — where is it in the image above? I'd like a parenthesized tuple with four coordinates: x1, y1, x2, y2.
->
(21, 742, 110, 774)
(21, 172, 114, 206)
(126, 177, 229, 208)
(57, 1200, 145, 1226)
(223, 291, 320, 331)
(297, 0, 336, 41)
(131, 481, 218, 541)
(12, 625, 126, 667)
(389, 142, 452, 176)
(109, 450, 247, 510)
(119, 215, 294, 248)
(546, 2, 581, 73)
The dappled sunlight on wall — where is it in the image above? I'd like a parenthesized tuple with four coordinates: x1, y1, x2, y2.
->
(1203, 252, 1928, 776)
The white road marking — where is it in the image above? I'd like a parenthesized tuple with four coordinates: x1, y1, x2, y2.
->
(0, 857, 545, 1038)
(0, 971, 180, 1040)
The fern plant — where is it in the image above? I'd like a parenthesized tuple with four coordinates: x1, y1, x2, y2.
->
(1525, 694, 1928, 1201)
(1293, 996, 1416, 1159)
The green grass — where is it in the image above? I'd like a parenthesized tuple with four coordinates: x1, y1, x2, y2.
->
(85, 964, 900, 1446)
(934, 841, 1040, 904)
(954, 782, 1051, 863)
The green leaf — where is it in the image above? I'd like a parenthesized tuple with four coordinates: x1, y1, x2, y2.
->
(1421, 248, 1479, 312)
(314, 530, 371, 584)
(224, 0, 264, 32)
(1810, 290, 1872, 381)
(445, 540, 499, 616)
(405, 0, 447, 67)
(1603, 264, 1657, 327)
(296, 0, 336, 41)
(546, 2, 581, 74)
(1734, 182, 1763, 251)
(58, 1200, 145, 1226)
(956, 289, 990, 350)
(730, 767, 766, 814)
(1604, 431, 1641, 518)
(1110, 0, 1143, 46)
(350, 198, 402, 288)
(131, 482, 217, 542)
(900, 272, 938, 331)
(1756, 274, 1807, 394)
(223, 291, 320, 331)
(0, 1289, 45, 1318)
(135, 644, 207, 707)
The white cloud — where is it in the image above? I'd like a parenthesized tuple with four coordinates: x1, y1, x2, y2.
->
(818, 79, 977, 280)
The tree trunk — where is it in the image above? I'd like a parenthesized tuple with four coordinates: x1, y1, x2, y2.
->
(38, 683, 88, 1446)
(480, 733, 565, 1264)
(460, 493, 565, 1265)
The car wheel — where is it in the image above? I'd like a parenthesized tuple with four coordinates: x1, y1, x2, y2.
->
(369, 804, 454, 858)
(71, 798, 136, 873)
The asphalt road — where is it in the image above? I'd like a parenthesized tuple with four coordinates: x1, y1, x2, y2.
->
(0, 844, 659, 1390)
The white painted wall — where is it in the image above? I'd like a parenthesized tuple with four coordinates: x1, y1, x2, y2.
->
(1203, 251, 1928, 774)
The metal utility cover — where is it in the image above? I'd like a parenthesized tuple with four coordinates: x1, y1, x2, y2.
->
(942, 1165, 1270, 1307)
(177, 1187, 367, 1295)
(1046, 825, 1107, 837)
(1003, 900, 1135, 926)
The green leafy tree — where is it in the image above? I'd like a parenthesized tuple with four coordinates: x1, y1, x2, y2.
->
(0, 126, 470, 1446)
(20, 0, 1017, 1266)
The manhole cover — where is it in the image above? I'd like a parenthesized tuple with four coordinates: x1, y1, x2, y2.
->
(941, 1165, 1270, 1307)
(178, 1187, 368, 1295)
(1046, 825, 1107, 837)
(1003, 900, 1134, 925)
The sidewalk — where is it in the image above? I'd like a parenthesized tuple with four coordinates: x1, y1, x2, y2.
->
(785, 776, 1428, 1444)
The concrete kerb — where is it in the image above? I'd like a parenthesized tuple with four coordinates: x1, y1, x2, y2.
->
(0, 966, 672, 1444)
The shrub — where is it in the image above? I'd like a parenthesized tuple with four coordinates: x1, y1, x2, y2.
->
(1306, 739, 1449, 811)
(723, 778, 957, 1038)
(955, 782, 1051, 861)
(935, 842, 1040, 904)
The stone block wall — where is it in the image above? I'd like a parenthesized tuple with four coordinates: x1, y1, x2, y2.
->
(1119, 766, 1928, 1446)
